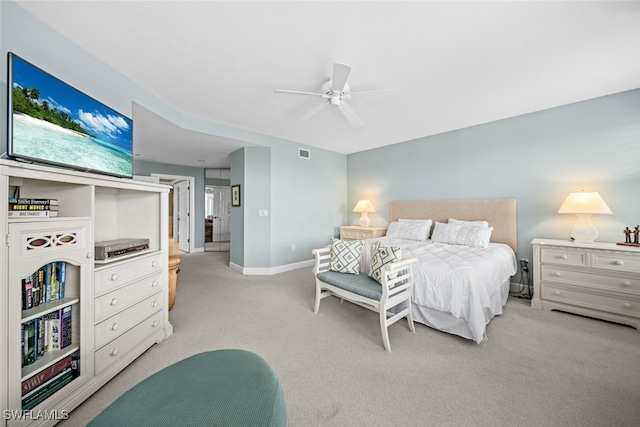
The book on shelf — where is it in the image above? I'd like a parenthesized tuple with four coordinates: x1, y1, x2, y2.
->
(25, 320, 36, 366)
(22, 368, 75, 410)
(8, 203, 60, 211)
(8, 210, 58, 218)
(57, 262, 66, 300)
(49, 262, 60, 301)
(45, 311, 60, 352)
(22, 355, 73, 396)
(22, 275, 33, 310)
(60, 306, 72, 349)
(9, 197, 59, 205)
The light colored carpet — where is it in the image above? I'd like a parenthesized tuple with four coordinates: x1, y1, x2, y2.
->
(61, 251, 640, 426)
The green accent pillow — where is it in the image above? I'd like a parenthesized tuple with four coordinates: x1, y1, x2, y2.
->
(369, 241, 401, 284)
(330, 239, 363, 275)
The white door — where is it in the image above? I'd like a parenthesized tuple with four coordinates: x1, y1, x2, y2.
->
(212, 187, 231, 242)
(176, 181, 190, 253)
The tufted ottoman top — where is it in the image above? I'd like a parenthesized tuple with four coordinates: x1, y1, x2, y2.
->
(88, 349, 286, 427)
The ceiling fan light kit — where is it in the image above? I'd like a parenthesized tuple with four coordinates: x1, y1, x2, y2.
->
(274, 62, 395, 129)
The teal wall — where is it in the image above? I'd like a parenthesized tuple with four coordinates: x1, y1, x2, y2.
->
(347, 89, 640, 262)
(230, 149, 245, 266)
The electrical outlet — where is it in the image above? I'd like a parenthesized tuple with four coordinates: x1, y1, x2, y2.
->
(291, 244, 296, 251)
(520, 258, 529, 273)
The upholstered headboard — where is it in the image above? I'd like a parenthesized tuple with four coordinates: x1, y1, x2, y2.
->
(389, 199, 517, 253)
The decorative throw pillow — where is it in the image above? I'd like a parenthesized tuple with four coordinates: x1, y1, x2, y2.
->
(386, 220, 431, 241)
(330, 239, 363, 275)
(369, 241, 402, 284)
(448, 218, 490, 228)
(431, 222, 493, 248)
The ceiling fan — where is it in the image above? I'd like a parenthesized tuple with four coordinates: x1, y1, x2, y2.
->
(274, 62, 397, 128)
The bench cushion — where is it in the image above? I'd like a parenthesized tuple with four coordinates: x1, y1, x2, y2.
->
(87, 349, 286, 427)
(317, 271, 382, 301)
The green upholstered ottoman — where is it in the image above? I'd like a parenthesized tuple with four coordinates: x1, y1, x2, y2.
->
(87, 349, 286, 427)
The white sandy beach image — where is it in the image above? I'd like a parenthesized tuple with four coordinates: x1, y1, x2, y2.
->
(12, 112, 133, 176)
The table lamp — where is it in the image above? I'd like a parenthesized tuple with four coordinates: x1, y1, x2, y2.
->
(353, 200, 375, 228)
(558, 191, 613, 243)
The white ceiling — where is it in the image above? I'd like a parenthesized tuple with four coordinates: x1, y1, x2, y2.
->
(15, 1, 640, 168)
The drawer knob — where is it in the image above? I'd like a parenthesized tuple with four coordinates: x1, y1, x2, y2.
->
(86, 252, 93, 259)
(110, 322, 119, 331)
(615, 260, 624, 266)
(152, 260, 159, 267)
(110, 298, 119, 306)
(151, 320, 159, 328)
(622, 281, 632, 287)
(560, 255, 568, 260)
(109, 348, 119, 357)
(109, 273, 119, 281)
(623, 303, 632, 309)
(151, 280, 157, 288)
(554, 272, 562, 277)
(554, 290, 562, 296)
(152, 300, 159, 308)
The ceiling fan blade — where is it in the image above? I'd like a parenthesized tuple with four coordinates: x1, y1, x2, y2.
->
(332, 63, 352, 93)
(274, 89, 327, 97)
(349, 88, 400, 97)
(338, 102, 364, 128)
(300, 101, 330, 121)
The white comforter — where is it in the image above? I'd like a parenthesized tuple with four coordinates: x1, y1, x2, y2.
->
(367, 238, 517, 342)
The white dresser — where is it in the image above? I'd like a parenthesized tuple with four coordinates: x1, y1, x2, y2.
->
(531, 238, 640, 330)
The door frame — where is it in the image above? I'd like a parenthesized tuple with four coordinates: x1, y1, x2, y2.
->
(152, 173, 196, 253)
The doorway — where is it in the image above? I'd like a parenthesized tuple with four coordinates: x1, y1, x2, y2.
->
(153, 173, 196, 254)
(205, 185, 230, 252)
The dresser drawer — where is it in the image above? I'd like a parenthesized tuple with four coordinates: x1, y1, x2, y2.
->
(94, 291, 163, 349)
(542, 284, 640, 318)
(593, 252, 640, 274)
(95, 253, 162, 295)
(540, 247, 587, 267)
(94, 311, 164, 375)
(541, 265, 640, 293)
(341, 229, 372, 240)
(95, 273, 161, 322)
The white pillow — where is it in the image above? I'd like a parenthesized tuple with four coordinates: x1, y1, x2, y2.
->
(386, 220, 431, 241)
(431, 222, 493, 248)
(448, 218, 490, 228)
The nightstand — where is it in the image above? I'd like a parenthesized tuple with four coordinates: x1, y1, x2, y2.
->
(339, 226, 387, 241)
(531, 238, 640, 330)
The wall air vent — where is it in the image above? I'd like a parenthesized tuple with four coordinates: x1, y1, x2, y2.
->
(299, 148, 310, 159)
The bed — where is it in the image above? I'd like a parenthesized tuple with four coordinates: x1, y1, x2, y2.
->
(362, 199, 518, 343)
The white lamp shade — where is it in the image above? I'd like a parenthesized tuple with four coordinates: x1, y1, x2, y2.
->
(353, 200, 375, 227)
(558, 191, 613, 244)
(558, 191, 613, 214)
(352, 200, 376, 213)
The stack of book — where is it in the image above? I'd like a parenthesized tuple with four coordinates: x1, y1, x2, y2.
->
(21, 353, 79, 410)
(21, 305, 73, 367)
(22, 262, 67, 310)
(8, 197, 59, 218)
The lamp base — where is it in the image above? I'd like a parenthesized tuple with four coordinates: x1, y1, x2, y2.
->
(570, 213, 598, 244)
(358, 212, 371, 228)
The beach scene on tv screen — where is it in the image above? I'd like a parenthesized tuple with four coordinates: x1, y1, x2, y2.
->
(10, 55, 133, 177)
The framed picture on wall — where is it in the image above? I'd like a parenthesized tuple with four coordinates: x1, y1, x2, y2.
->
(231, 184, 241, 207)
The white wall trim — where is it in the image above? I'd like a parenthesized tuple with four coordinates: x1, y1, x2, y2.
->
(229, 259, 314, 275)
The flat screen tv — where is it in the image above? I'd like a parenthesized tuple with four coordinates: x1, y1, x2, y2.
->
(8, 52, 133, 178)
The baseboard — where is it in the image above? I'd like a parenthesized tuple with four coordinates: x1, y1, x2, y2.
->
(229, 259, 315, 275)
(509, 281, 533, 298)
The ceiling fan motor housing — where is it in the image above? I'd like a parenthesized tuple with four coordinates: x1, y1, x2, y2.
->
(322, 79, 350, 105)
